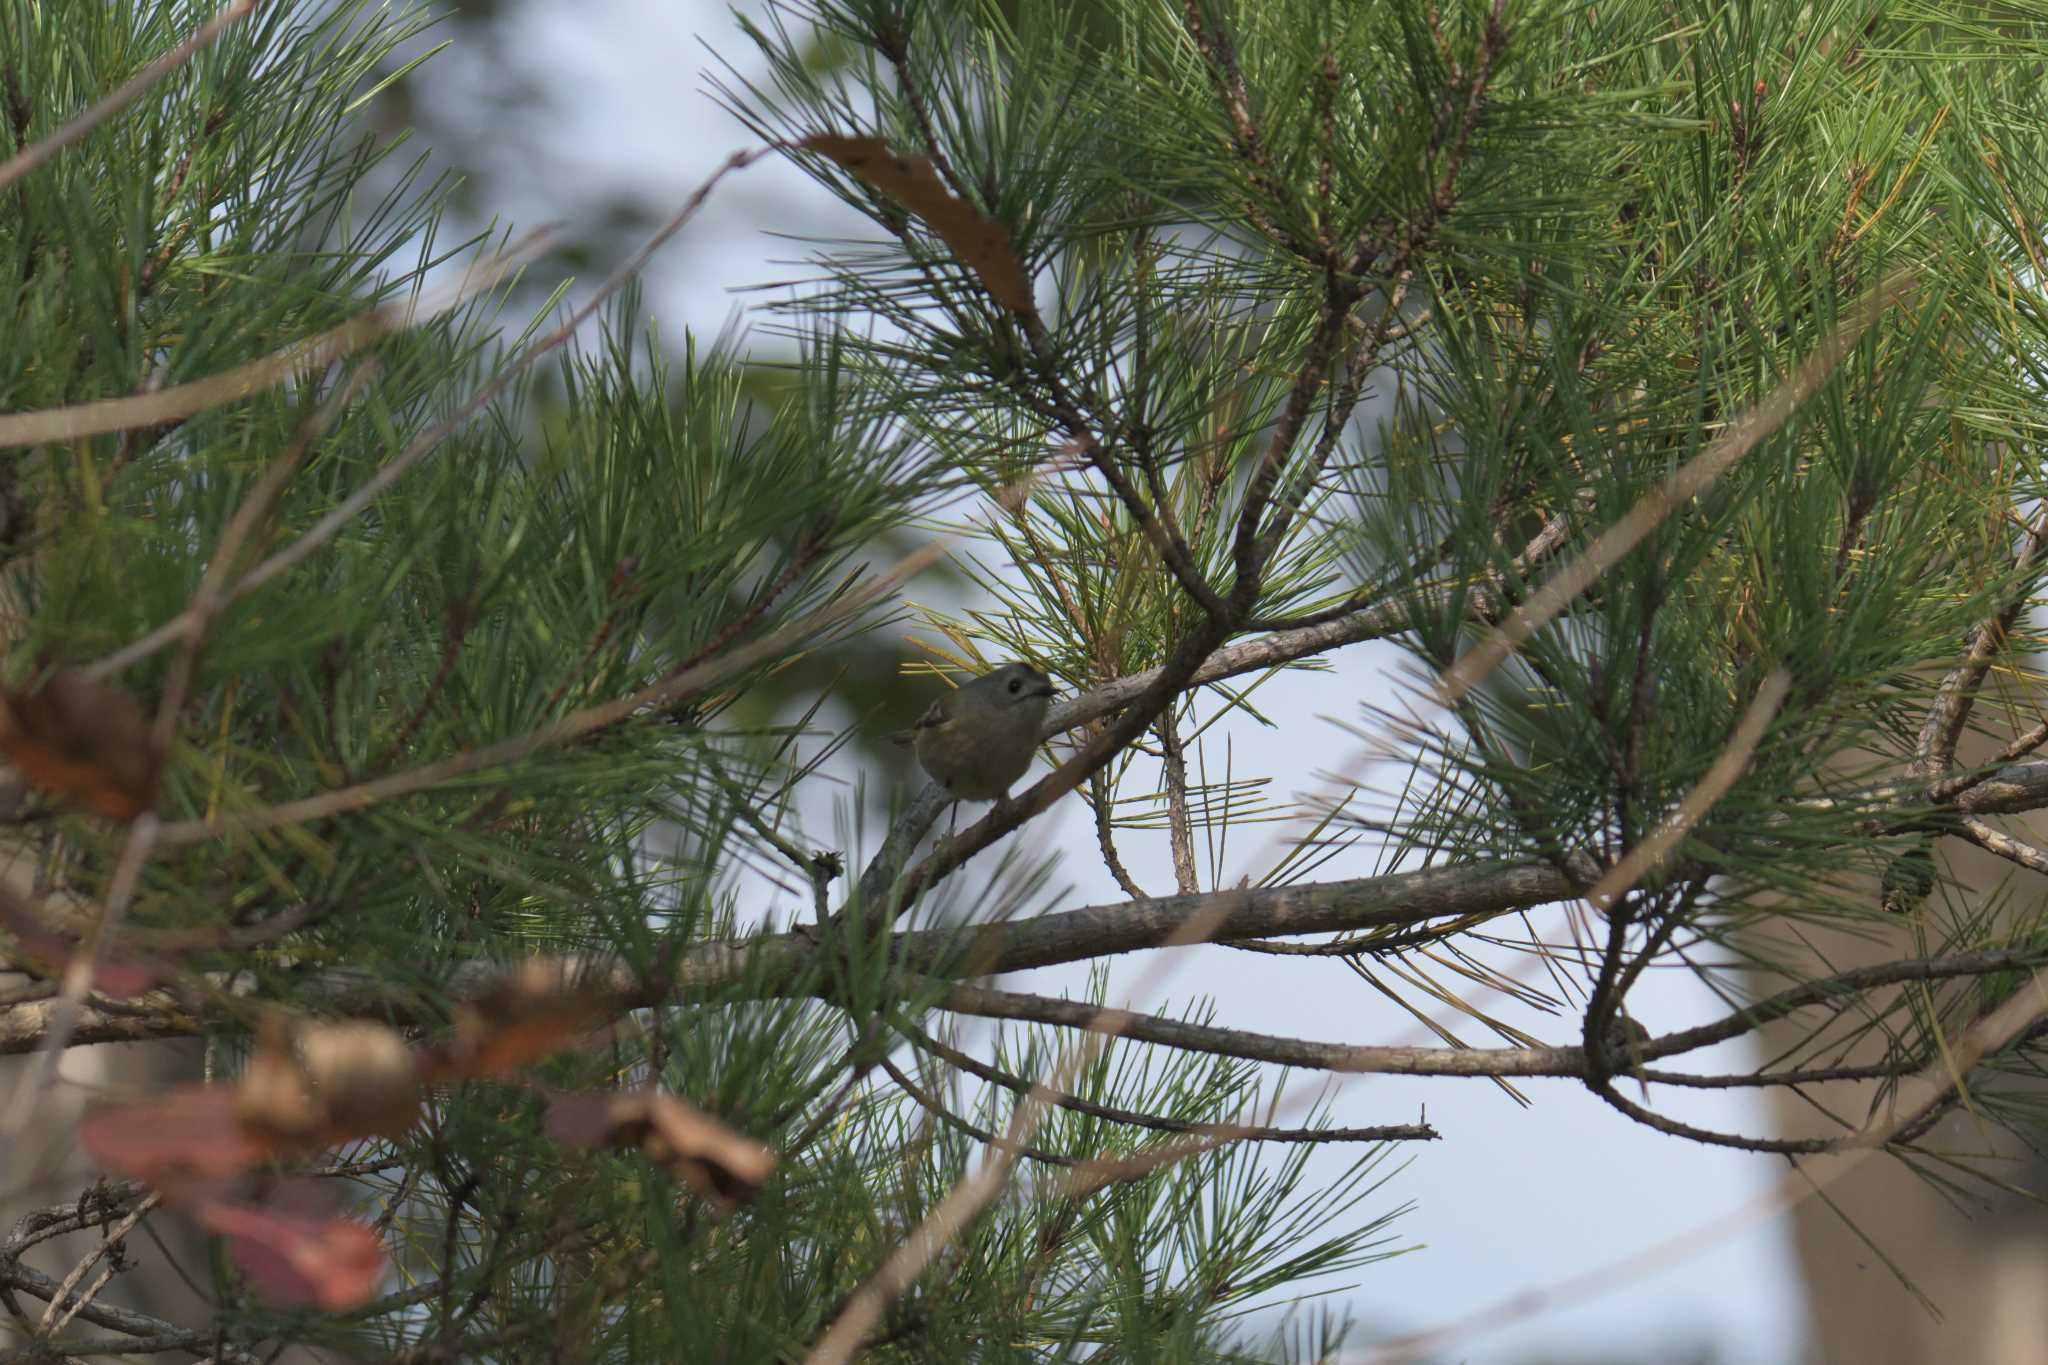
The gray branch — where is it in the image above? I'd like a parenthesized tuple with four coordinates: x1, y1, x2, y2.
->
(10, 762, 2048, 1079)
(0, 1260, 257, 1364)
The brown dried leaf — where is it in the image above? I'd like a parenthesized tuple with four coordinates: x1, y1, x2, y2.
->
(546, 1089, 777, 1212)
(425, 958, 611, 1081)
(0, 670, 159, 819)
(80, 1088, 281, 1183)
(802, 133, 1035, 313)
(235, 1017, 421, 1146)
(193, 1196, 385, 1310)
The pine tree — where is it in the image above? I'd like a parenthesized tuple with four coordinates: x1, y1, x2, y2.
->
(5, 1, 2048, 1361)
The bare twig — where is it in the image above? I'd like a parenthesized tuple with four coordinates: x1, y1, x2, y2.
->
(1932, 713, 2048, 801)
(0, 0, 255, 194)
(928, 976, 1580, 1078)
(0, 813, 159, 1136)
(1, 232, 546, 451)
(1954, 816, 2048, 877)
(899, 1017, 1435, 1146)
(1436, 273, 1913, 712)
(37, 1193, 161, 1335)
(1089, 770, 1152, 901)
(90, 146, 777, 682)
(876, 1053, 1076, 1167)
(1583, 670, 1791, 912)
(1344, 964, 2048, 1363)
(1157, 715, 1199, 895)
(1916, 503, 2048, 784)
(0, 1257, 258, 1364)
(151, 362, 384, 760)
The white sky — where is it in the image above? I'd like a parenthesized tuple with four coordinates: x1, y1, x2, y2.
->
(407, 3, 1815, 1360)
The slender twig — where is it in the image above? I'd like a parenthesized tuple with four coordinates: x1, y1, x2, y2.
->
(716, 763, 842, 920)
(90, 146, 776, 682)
(373, 595, 477, 769)
(1954, 816, 2048, 876)
(1089, 770, 1151, 901)
(0, 813, 159, 1136)
(1345, 963, 2048, 1364)
(1178, 0, 1314, 259)
(36, 1193, 161, 1335)
(0, 0, 255, 194)
(899, 1016, 1434, 1145)
(3, 234, 545, 452)
(0, 1331, 252, 1363)
(869, 15, 967, 203)
(1585, 671, 1791, 915)
(876, 1054, 1077, 1167)
(1436, 272, 1913, 714)
(928, 976, 1581, 1077)
(154, 362, 384, 761)
(1157, 714, 1199, 895)
(1932, 714, 2048, 801)
(150, 533, 953, 846)
(1917, 503, 2048, 784)
(0, 1258, 259, 1364)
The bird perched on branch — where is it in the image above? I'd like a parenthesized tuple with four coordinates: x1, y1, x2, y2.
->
(899, 662, 1056, 805)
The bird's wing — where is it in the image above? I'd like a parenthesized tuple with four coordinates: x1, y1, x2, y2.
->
(888, 697, 949, 748)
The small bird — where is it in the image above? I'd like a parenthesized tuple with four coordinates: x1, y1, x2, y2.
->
(900, 662, 1056, 803)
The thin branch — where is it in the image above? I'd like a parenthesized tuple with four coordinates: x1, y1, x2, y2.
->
(1, 233, 546, 452)
(1578, 670, 1791, 1069)
(1348, 964, 2048, 1364)
(90, 145, 777, 681)
(1157, 715, 1199, 895)
(1089, 770, 1151, 901)
(1241, 273, 1413, 591)
(152, 361, 384, 761)
(151, 533, 957, 846)
(36, 1193, 161, 1335)
(1644, 946, 2048, 1061)
(899, 1018, 1434, 1145)
(0, 0, 255, 194)
(1915, 503, 2048, 783)
(1435, 272, 1914, 713)
(1039, 573, 1484, 735)
(1955, 815, 2048, 876)
(1178, 0, 1313, 259)
(0, 1259, 258, 1364)
(928, 977, 1580, 1077)
(869, 14, 967, 203)
(0, 1332, 245, 1363)
(0, 813, 159, 1136)
(718, 766, 841, 922)
(1932, 713, 2048, 801)
(875, 1054, 1076, 1167)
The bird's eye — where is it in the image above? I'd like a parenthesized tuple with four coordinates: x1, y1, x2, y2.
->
(1007, 679, 1022, 694)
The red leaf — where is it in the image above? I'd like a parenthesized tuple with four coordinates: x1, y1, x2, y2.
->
(80, 1088, 279, 1183)
(193, 1198, 385, 1310)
